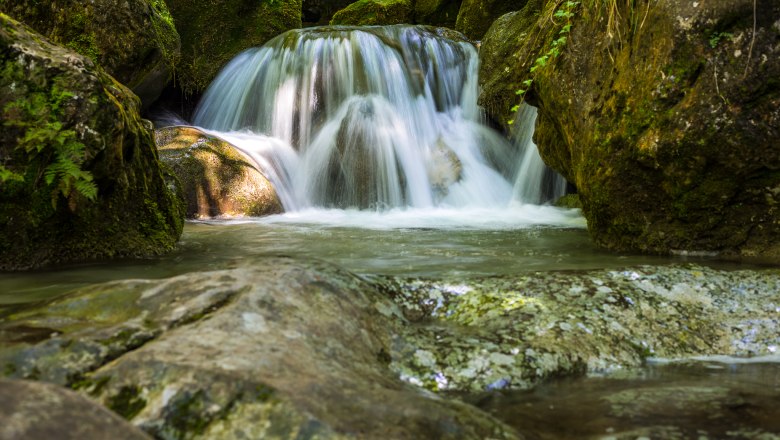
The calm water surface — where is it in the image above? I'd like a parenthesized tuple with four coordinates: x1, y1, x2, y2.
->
(0, 207, 721, 305)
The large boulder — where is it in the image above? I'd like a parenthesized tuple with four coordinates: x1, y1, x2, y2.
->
(156, 126, 283, 218)
(330, 0, 413, 26)
(0, 379, 152, 440)
(455, 0, 526, 40)
(0, 259, 520, 439)
(166, 0, 302, 95)
(0, 0, 180, 108)
(480, 0, 780, 259)
(0, 14, 185, 270)
(0, 259, 777, 437)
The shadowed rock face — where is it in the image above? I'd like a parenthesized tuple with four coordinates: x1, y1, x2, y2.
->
(0, 14, 185, 271)
(165, 0, 302, 95)
(480, 0, 780, 259)
(455, 0, 526, 40)
(1, 0, 180, 108)
(0, 379, 152, 440)
(156, 126, 283, 218)
(0, 257, 777, 438)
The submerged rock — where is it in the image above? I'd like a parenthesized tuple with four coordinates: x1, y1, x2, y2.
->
(1, 0, 180, 108)
(0, 379, 152, 440)
(156, 126, 283, 218)
(0, 259, 518, 439)
(0, 14, 185, 271)
(166, 0, 302, 95)
(330, 0, 414, 26)
(479, 0, 780, 259)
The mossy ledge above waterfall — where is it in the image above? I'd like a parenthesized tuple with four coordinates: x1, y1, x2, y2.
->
(165, 0, 302, 95)
(0, 258, 777, 438)
(0, 0, 180, 109)
(479, 0, 780, 260)
(0, 14, 185, 271)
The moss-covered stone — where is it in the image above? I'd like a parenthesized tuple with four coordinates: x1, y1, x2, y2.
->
(455, 0, 527, 40)
(0, 0, 180, 108)
(156, 126, 284, 218)
(166, 0, 302, 95)
(0, 14, 185, 271)
(330, 0, 413, 26)
(480, 0, 780, 259)
(414, 0, 462, 28)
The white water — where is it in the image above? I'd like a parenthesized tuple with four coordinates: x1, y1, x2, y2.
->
(191, 25, 573, 226)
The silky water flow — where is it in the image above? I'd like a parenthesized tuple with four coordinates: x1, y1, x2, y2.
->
(191, 25, 567, 215)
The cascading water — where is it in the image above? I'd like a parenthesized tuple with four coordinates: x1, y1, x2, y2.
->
(191, 25, 570, 218)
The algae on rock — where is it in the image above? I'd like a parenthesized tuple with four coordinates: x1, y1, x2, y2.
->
(0, 14, 185, 270)
(330, 0, 414, 25)
(455, 0, 527, 40)
(479, 0, 780, 259)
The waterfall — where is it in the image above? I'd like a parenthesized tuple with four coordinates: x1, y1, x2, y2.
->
(510, 104, 567, 205)
(192, 25, 561, 212)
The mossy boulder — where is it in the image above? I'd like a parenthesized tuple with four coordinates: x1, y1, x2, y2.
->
(156, 126, 283, 218)
(166, 0, 302, 95)
(455, 0, 526, 40)
(480, 0, 780, 259)
(330, 0, 413, 26)
(0, 0, 180, 108)
(0, 14, 185, 271)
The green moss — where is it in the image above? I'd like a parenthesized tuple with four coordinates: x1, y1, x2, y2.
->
(108, 385, 147, 420)
(330, 0, 413, 26)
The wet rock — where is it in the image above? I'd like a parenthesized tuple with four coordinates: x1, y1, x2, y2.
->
(0, 259, 519, 439)
(165, 0, 302, 95)
(0, 14, 185, 271)
(426, 138, 463, 197)
(379, 264, 780, 392)
(156, 126, 283, 218)
(0, 379, 152, 440)
(330, 0, 414, 26)
(455, 0, 527, 40)
(1, 0, 179, 108)
(479, 0, 780, 259)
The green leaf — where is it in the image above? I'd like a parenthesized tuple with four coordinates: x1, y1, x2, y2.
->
(522, 79, 533, 87)
(510, 104, 520, 113)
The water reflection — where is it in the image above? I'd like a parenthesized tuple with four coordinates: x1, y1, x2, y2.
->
(467, 358, 780, 439)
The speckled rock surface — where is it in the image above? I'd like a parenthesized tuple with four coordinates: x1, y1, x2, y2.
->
(0, 258, 518, 440)
(379, 264, 780, 392)
(156, 126, 283, 218)
(0, 379, 152, 440)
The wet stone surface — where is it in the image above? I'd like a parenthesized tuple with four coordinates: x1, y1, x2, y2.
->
(0, 260, 777, 438)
